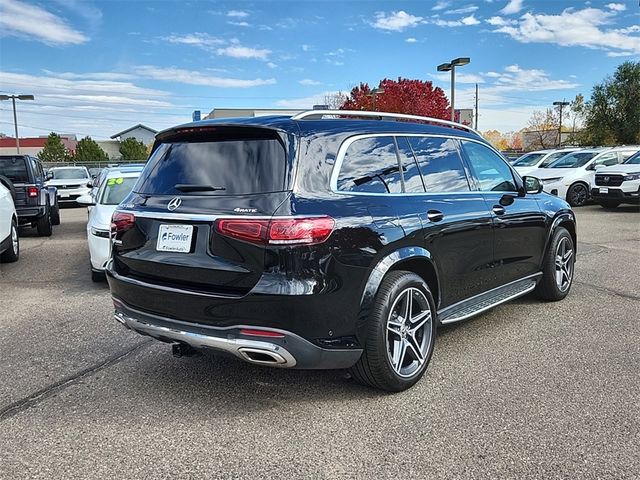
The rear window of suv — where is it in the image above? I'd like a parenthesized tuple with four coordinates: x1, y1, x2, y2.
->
(0, 156, 29, 182)
(137, 135, 286, 196)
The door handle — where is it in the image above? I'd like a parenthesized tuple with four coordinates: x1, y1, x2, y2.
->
(492, 205, 506, 216)
(427, 210, 444, 222)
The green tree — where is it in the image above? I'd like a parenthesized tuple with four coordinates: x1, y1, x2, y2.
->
(583, 61, 640, 145)
(73, 136, 108, 162)
(37, 133, 70, 163)
(119, 137, 148, 161)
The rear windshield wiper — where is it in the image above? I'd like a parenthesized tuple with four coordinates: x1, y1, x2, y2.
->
(174, 184, 226, 192)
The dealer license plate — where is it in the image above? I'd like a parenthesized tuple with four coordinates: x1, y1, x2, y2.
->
(599, 187, 609, 194)
(156, 224, 193, 253)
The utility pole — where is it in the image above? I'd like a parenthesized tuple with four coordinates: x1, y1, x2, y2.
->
(0, 94, 35, 154)
(553, 100, 570, 147)
(475, 83, 479, 130)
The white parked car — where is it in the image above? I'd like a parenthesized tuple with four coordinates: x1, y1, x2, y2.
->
(512, 148, 581, 176)
(0, 178, 19, 263)
(529, 146, 640, 206)
(77, 169, 141, 281)
(46, 166, 92, 204)
(591, 151, 640, 208)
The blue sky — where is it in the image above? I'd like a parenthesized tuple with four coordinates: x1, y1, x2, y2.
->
(0, 0, 638, 139)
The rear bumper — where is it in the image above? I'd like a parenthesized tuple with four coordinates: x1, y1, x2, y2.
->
(16, 206, 46, 223)
(112, 298, 362, 369)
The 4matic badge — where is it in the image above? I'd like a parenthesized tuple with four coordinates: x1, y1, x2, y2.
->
(233, 207, 257, 213)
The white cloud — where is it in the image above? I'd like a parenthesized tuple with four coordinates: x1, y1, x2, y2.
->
(406, 37, 417, 43)
(215, 45, 271, 60)
(301, 44, 311, 51)
(41, 70, 137, 81)
(227, 10, 249, 18)
(266, 62, 278, 68)
(491, 64, 579, 91)
(461, 15, 481, 25)
(434, 14, 480, 27)
(0, 0, 87, 45)
(276, 91, 340, 109)
(446, 5, 479, 15)
(500, 0, 524, 15)
(299, 79, 321, 86)
(606, 3, 626, 12)
(492, 7, 640, 55)
(486, 16, 515, 26)
(606, 51, 635, 57)
(431, 72, 486, 84)
(163, 33, 224, 47)
(228, 21, 250, 27)
(432, 1, 450, 11)
(135, 66, 276, 88)
(372, 11, 424, 31)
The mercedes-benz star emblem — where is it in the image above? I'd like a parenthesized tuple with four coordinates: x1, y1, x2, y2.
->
(167, 197, 182, 211)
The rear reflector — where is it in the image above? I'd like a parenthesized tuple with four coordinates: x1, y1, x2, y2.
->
(240, 328, 285, 338)
(27, 186, 38, 198)
(215, 216, 334, 246)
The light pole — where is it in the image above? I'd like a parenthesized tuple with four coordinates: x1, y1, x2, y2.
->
(368, 87, 385, 111)
(437, 57, 470, 122)
(0, 94, 35, 154)
(553, 100, 570, 147)
(553, 101, 571, 146)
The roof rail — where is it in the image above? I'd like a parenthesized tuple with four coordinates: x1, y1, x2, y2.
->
(291, 109, 481, 136)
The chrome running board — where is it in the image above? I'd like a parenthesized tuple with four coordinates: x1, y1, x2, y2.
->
(438, 274, 540, 325)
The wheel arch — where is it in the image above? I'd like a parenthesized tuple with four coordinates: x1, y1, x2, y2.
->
(359, 247, 441, 313)
(543, 212, 577, 264)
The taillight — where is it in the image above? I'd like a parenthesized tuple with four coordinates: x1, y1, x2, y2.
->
(27, 186, 38, 198)
(215, 216, 334, 246)
(268, 217, 335, 245)
(110, 212, 135, 236)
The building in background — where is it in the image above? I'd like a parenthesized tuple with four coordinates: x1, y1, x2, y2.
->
(110, 124, 158, 145)
(0, 136, 77, 156)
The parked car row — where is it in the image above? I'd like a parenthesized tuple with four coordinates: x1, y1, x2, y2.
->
(512, 146, 640, 207)
(78, 165, 143, 281)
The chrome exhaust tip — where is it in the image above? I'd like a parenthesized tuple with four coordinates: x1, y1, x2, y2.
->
(238, 347, 288, 365)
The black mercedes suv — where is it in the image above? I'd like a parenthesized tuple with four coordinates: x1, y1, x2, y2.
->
(106, 110, 577, 392)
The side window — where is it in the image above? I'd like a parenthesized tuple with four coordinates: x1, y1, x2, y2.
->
(407, 136, 470, 192)
(595, 152, 619, 167)
(337, 136, 403, 194)
(461, 141, 517, 192)
(396, 137, 425, 193)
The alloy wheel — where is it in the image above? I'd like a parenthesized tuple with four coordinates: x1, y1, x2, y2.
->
(11, 224, 18, 255)
(385, 287, 432, 378)
(555, 237, 574, 292)
(569, 185, 588, 206)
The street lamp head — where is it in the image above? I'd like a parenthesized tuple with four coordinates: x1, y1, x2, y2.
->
(451, 57, 470, 67)
(553, 101, 570, 106)
(0, 95, 10, 101)
(437, 63, 452, 72)
(371, 87, 385, 95)
(17, 95, 35, 101)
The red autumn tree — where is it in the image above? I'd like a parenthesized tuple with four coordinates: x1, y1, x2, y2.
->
(339, 78, 450, 120)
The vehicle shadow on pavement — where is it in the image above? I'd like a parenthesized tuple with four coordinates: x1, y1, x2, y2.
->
(121, 347, 383, 406)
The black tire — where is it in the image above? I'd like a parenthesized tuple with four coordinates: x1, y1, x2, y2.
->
(535, 227, 575, 301)
(91, 269, 105, 282)
(50, 197, 60, 225)
(598, 200, 620, 209)
(566, 183, 589, 207)
(36, 207, 52, 237)
(350, 271, 437, 392)
(0, 218, 19, 263)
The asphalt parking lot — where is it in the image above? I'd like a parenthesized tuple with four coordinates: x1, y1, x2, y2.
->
(0, 205, 638, 479)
